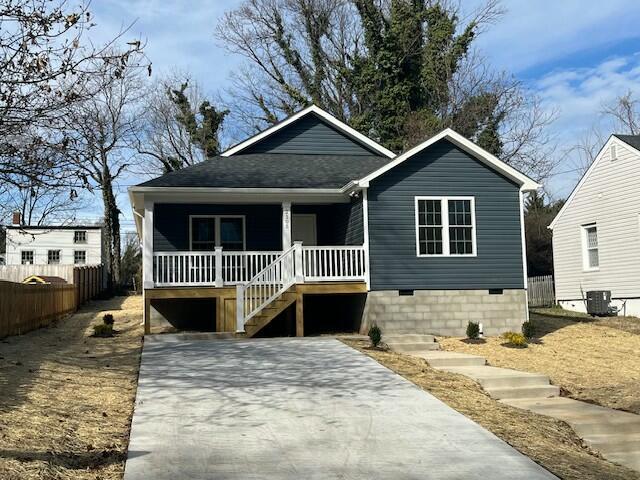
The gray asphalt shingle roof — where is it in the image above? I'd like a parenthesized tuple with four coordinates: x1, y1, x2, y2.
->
(614, 134, 640, 151)
(137, 153, 391, 189)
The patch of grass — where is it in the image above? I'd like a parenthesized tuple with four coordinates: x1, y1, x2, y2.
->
(93, 323, 114, 337)
(342, 339, 639, 480)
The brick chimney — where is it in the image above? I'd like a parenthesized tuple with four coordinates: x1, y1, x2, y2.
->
(12, 211, 21, 226)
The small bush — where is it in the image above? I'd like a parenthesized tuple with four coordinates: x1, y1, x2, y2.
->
(466, 321, 480, 339)
(521, 321, 535, 339)
(103, 313, 114, 326)
(93, 323, 114, 338)
(368, 324, 382, 348)
(502, 331, 527, 347)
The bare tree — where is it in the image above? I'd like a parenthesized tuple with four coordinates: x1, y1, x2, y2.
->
(63, 54, 144, 287)
(134, 74, 218, 174)
(0, 0, 147, 189)
(602, 91, 640, 135)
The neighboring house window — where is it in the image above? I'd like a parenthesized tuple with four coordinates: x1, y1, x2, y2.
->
(74, 250, 86, 264)
(415, 197, 476, 257)
(21, 251, 34, 265)
(582, 224, 599, 270)
(74, 230, 87, 244)
(47, 250, 61, 264)
(190, 216, 245, 251)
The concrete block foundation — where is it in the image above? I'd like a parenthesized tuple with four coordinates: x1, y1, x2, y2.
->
(363, 289, 527, 337)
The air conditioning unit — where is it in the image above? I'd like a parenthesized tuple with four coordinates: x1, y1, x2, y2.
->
(586, 290, 612, 316)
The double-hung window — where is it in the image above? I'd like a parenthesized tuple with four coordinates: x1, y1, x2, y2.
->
(48, 250, 61, 264)
(74, 250, 86, 265)
(190, 216, 245, 251)
(582, 224, 599, 270)
(74, 230, 87, 244)
(21, 251, 34, 265)
(415, 197, 476, 257)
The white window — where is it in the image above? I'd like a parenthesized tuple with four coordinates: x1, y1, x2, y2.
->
(74, 250, 86, 265)
(582, 224, 599, 270)
(47, 250, 61, 265)
(74, 230, 87, 244)
(415, 196, 477, 257)
(189, 216, 245, 251)
(21, 251, 34, 265)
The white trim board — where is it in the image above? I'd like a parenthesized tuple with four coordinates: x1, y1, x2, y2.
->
(549, 135, 640, 230)
(357, 128, 540, 192)
(219, 105, 396, 158)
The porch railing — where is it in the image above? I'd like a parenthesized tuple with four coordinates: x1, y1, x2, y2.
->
(152, 245, 366, 287)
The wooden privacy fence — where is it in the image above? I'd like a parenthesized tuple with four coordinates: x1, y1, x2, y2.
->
(74, 265, 106, 305)
(0, 280, 77, 338)
(528, 275, 555, 307)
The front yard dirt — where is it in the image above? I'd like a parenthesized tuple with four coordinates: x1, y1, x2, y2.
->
(439, 312, 640, 415)
(343, 339, 640, 480)
(0, 295, 143, 480)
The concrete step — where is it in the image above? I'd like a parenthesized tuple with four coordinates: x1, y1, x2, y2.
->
(417, 351, 486, 367)
(444, 366, 551, 389)
(602, 451, 640, 471)
(384, 334, 437, 344)
(574, 418, 640, 437)
(387, 342, 440, 353)
(585, 433, 640, 454)
(485, 384, 560, 400)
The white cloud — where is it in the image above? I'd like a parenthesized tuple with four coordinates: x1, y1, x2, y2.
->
(534, 53, 640, 197)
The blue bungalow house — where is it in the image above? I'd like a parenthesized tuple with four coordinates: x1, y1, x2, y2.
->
(129, 105, 539, 337)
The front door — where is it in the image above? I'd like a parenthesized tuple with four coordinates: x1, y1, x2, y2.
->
(292, 214, 317, 246)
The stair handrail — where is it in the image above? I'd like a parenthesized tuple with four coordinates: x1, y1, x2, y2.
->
(236, 244, 298, 332)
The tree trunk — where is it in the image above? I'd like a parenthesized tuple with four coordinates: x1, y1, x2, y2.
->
(101, 164, 121, 288)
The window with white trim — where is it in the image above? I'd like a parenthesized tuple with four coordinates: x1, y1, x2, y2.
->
(582, 224, 599, 270)
(416, 197, 476, 256)
(21, 250, 34, 265)
(74, 250, 86, 265)
(74, 230, 87, 243)
(47, 250, 60, 264)
(190, 216, 245, 251)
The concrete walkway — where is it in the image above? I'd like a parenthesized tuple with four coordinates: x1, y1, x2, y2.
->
(124, 337, 555, 479)
(411, 348, 640, 473)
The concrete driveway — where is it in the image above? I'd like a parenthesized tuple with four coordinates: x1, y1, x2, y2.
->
(124, 337, 555, 479)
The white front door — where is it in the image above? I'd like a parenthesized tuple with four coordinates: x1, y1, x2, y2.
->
(292, 214, 317, 246)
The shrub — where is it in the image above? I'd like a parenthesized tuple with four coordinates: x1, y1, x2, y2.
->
(502, 331, 527, 347)
(93, 323, 114, 338)
(521, 321, 535, 339)
(466, 321, 480, 339)
(103, 313, 114, 326)
(368, 324, 382, 348)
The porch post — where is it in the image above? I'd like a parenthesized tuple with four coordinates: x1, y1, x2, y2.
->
(142, 200, 154, 289)
(236, 285, 245, 333)
(294, 241, 304, 283)
(214, 247, 223, 287)
(282, 201, 292, 250)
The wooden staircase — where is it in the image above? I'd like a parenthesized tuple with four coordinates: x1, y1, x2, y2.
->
(243, 287, 297, 337)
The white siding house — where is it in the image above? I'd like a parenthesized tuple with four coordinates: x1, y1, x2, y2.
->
(5, 225, 104, 267)
(550, 134, 640, 316)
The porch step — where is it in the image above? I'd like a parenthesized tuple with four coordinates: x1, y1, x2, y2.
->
(244, 287, 297, 338)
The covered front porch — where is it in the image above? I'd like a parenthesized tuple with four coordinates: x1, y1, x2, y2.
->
(136, 194, 369, 336)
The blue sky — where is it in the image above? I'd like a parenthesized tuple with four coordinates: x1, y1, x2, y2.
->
(84, 0, 640, 230)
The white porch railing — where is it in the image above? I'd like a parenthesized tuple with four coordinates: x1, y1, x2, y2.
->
(237, 244, 298, 329)
(153, 245, 367, 288)
(302, 245, 367, 281)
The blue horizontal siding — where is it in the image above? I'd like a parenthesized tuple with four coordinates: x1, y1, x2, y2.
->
(368, 140, 524, 290)
(154, 204, 281, 251)
(241, 113, 383, 156)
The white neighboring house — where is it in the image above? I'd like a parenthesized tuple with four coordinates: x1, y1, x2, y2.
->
(5, 215, 104, 266)
(550, 134, 640, 316)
